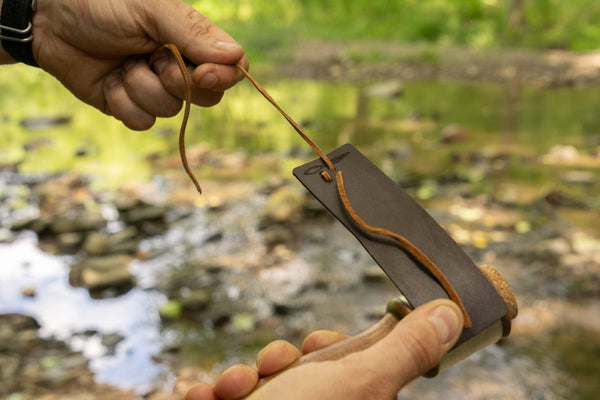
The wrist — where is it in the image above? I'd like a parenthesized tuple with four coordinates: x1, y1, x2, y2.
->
(0, 0, 15, 63)
(0, 44, 14, 64)
(0, 0, 38, 66)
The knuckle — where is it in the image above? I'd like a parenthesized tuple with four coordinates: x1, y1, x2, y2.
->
(158, 62, 186, 98)
(160, 99, 183, 117)
(186, 10, 211, 44)
(123, 68, 145, 89)
(126, 116, 155, 131)
(399, 323, 442, 373)
(193, 91, 224, 108)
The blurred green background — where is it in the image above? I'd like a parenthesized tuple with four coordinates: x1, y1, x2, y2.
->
(195, 0, 600, 55)
(3, 0, 600, 189)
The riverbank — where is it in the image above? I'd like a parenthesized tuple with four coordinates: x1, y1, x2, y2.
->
(259, 41, 600, 87)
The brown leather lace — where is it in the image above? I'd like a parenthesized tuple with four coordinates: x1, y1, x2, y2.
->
(149, 44, 202, 194)
(152, 44, 472, 328)
(335, 171, 471, 327)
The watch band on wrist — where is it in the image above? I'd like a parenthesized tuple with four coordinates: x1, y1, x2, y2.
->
(0, 0, 38, 67)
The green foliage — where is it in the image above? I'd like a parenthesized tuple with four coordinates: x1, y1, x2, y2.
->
(0, 66, 175, 189)
(184, 0, 600, 52)
(518, 0, 600, 50)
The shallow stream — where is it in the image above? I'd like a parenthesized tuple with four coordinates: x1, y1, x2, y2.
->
(1, 66, 599, 399)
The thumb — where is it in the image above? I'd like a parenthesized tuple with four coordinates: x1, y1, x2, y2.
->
(342, 299, 464, 397)
(142, 0, 244, 65)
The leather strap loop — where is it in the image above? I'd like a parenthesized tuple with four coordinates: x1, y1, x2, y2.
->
(0, 0, 38, 67)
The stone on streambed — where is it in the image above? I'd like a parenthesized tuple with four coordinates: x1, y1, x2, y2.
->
(542, 189, 590, 209)
(156, 259, 224, 297)
(366, 80, 404, 99)
(83, 226, 140, 256)
(69, 254, 135, 295)
(32, 173, 86, 199)
(362, 265, 390, 283)
(56, 232, 85, 254)
(113, 190, 141, 212)
(101, 333, 124, 355)
(49, 211, 106, 234)
(178, 288, 212, 313)
(122, 204, 169, 223)
(263, 225, 295, 248)
(440, 123, 470, 143)
(0, 314, 97, 398)
(9, 173, 106, 236)
(82, 232, 111, 256)
(260, 185, 306, 224)
(120, 203, 170, 236)
(259, 184, 329, 250)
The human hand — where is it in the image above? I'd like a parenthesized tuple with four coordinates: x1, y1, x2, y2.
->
(184, 329, 350, 400)
(185, 299, 464, 400)
(30, 0, 247, 130)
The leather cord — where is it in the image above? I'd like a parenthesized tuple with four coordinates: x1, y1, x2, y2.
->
(149, 44, 202, 194)
(236, 64, 336, 173)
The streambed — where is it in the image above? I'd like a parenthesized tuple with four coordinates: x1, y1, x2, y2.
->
(1, 69, 599, 399)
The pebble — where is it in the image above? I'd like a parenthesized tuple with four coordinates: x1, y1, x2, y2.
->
(440, 124, 470, 143)
(366, 80, 404, 99)
(260, 185, 305, 224)
(362, 265, 390, 283)
(70, 255, 135, 294)
(49, 211, 106, 234)
(0, 314, 98, 398)
(178, 289, 212, 313)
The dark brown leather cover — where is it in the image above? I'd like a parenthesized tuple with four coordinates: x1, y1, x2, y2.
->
(293, 144, 508, 346)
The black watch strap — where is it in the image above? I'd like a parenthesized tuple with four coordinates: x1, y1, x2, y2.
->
(0, 0, 38, 67)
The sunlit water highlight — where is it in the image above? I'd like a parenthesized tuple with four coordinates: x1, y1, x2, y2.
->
(0, 233, 170, 393)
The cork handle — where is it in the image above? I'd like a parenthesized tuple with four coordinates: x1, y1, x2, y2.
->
(479, 264, 518, 336)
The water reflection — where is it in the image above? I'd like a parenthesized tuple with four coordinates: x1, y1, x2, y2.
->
(3, 68, 600, 192)
(0, 232, 170, 394)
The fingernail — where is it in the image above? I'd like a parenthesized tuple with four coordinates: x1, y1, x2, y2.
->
(216, 41, 241, 50)
(428, 305, 461, 344)
(199, 72, 218, 88)
(153, 56, 168, 74)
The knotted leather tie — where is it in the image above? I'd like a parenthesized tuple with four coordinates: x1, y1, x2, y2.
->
(151, 44, 472, 328)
